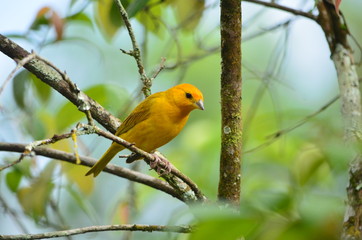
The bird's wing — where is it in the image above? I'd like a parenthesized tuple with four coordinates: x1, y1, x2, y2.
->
(115, 93, 161, 136)
(115, 107, 151, 136)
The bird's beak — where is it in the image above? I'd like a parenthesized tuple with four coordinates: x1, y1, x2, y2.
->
(195, 100, 204, 110)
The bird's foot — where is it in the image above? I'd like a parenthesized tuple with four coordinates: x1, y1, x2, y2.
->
(149, 153, 172, 176)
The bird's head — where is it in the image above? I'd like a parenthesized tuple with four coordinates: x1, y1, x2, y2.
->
(168, 83, 204, 112)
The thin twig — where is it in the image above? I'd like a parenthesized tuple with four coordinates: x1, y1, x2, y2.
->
(0, 129, 81, 171)
(147, 9, 184, 71)
(0, 153, 28, 171)
(0, 224, 193, 239)
(164, 47, 219, 70)
(151, 57, 166, 79)
(0, 51, 36, 96)
(244, 18, 293, 42)
(242, 0, 317, 21)
(114, 0, 152, 96)
(244, 95, 340, 154)
(0, 196, 28, 234)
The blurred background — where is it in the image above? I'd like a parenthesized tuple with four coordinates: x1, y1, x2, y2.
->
(1, 0, 362, 239)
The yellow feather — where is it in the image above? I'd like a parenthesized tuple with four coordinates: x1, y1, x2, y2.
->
(85, 143, 124, 177)
(85, 83, 204, 177)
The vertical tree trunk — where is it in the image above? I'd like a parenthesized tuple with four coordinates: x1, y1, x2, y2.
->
(317, 1, 362, 239)
(332, 43, 362, 240)
(218, 0, 242, 206)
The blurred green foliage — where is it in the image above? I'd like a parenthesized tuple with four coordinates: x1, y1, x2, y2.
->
(1, 0, 362, 239)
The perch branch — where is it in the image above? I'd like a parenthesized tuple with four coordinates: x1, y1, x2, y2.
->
(85, 124, 206, 202)
(0, 122, 206, 202)
(0, 142, 182, 201)
(0, 224, 193, 239)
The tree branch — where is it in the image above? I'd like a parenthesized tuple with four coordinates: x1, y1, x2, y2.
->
(0, 224, 192, 239)
(316, 0, 349, 53)
(114, 0, 152, 97)
(0, 142, 182, 201)
(242, 0, 317, 21)
(0, 34, 120, 133)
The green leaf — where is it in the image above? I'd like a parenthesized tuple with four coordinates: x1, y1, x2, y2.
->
(136, 0, 164, 36)
(293, 143, 328, 186)
(127, 0, 150, 18)
(189, 204, 261, 240)
(30, 7, 52, 31)
(4, 33, 28, 39)
(62, 163, 94, 195)
(56, 84, 128, 131)
(55, 102, 83, 132)
(12, 70, 30, 109)
(66, 12, 93, 27)
(30, 16, 50, 31)
(17, 162, 56, 221)
(24, 113, 47, 140)
(95, 0, 127, 40)
(190, 216, 258, 240)
(6, 170, 22, 192)
(30, 73, 52, 103)
(171, 0, 205, 32)
(10, 157, 32, 178)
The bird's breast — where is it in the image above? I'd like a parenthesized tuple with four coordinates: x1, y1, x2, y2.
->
(120, 110, 189, 152)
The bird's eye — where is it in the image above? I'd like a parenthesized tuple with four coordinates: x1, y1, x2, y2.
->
(185, 92, 192, 99)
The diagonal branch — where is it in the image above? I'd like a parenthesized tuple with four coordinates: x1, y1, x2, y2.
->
(242, 0, 317, 21)
(0, 142, 182, 201)
(86, 124, 206, 202)
(244, 95, 340, 154)
(0, 34, 120, 133)
(0, 224, 193, 239)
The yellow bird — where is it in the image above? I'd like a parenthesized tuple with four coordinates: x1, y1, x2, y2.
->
(85, 83, 204, 177)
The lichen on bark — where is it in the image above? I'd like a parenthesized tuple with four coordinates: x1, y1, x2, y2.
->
(218, 0, 242, 206)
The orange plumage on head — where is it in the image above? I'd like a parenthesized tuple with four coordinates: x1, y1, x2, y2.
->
(85, 83, 204, 177)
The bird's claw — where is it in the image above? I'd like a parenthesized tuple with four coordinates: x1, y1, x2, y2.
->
(149, 153, 172, 176)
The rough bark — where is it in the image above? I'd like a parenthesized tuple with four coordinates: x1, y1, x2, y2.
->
(218, 0, 242, 205)
(317, 1, 362, 239)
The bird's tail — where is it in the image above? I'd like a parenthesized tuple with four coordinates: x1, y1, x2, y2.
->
(85, 144, 123, 177)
